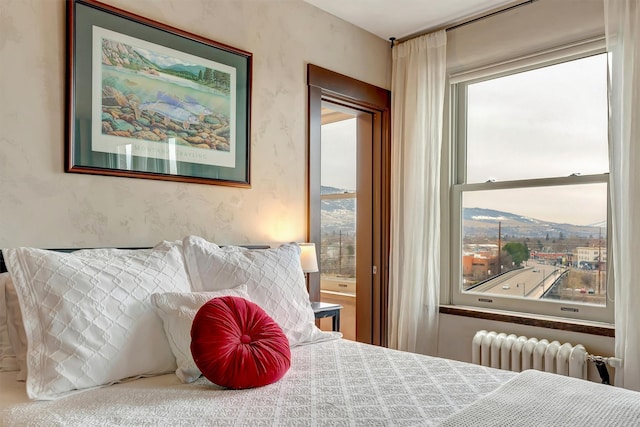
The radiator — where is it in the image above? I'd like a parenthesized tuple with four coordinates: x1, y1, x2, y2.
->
(472, 330, 588, 379)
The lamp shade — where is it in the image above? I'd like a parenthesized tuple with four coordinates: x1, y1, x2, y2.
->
(299, 243, 319, 273)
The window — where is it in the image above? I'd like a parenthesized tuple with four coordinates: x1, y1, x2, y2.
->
(450, 41, 612, 323)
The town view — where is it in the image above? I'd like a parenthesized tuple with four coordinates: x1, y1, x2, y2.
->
(320, 186, 356, 279)
(319, 190, 608, 306)
(319, 185, 356, 340)
(462, 207, 607, 305)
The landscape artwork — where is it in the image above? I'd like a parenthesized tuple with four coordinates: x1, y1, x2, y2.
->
(91, 26, 237, 169)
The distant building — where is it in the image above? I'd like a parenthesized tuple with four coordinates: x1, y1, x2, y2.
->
(463, 254, 497, 285)
(574, 246, 607, 269)
(530, 251, 569, 265)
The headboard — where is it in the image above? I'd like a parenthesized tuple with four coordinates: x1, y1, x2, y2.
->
(0, 245, 270, 274)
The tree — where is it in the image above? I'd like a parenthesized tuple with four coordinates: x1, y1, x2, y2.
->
(203, 67, 214, 82)
(213, 70, 230, 90)
(502, 242, 530, 266)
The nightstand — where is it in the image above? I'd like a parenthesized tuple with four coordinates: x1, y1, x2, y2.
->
(311, 301, 343, 332)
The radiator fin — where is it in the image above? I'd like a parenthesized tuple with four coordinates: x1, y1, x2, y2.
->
(472, 330, 587, 379)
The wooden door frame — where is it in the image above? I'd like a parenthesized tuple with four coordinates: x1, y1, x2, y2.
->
(307, 64, 391, 346)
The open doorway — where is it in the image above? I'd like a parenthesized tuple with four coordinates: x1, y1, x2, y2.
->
(307, 64, 390, 346)
(318, 104, 358, 340)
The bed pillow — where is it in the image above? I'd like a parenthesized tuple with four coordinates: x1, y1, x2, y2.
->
(0, 272, 19, 372)
(3, 241, 191, 400)
(182, 235, 339, 347)
(4, 279, 25, 377)
(191, 295, 291, 389)
(151, 286, 251, 383)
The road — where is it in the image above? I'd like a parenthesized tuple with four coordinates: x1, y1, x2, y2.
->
(469, 261, 565, 299)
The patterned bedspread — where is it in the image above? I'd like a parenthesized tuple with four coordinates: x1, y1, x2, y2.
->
(1, 339, 515, 426)
(437, 369, 640, 427)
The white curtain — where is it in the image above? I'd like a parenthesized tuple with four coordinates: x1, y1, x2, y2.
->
(388, 31, 447, 355)
(605, 0, 640, 391)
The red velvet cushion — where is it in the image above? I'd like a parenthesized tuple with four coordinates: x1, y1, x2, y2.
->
(190, 296, 291, 389)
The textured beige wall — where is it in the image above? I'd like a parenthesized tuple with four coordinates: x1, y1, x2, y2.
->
(0, 0, 390, 248)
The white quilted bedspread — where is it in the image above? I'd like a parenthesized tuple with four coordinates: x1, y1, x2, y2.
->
(1, 339, 514, 426)
(437, 369, 640, 427)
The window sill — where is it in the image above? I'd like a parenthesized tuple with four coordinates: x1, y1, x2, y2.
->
(439, 305, 614, 337)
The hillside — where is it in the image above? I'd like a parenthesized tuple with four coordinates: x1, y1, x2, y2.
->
(320, 187, 606, 239)
(321, 186, 355, 234)
(463, 207, 606, 239)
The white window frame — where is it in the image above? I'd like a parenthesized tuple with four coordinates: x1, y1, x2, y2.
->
(448, 37, 614, 324)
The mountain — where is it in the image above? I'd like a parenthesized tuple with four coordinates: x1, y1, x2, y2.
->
(463, 207, 606, 239)
(101, 40, 157, 71)
(321, 185, 354, 195)
(320, 188, 606, 239)
(321, 186, 356, 234)
(586, 220, 608, 228)
(162, 64, 205, 78)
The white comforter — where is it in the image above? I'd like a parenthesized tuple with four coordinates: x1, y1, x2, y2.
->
(437, 369, 640, 427)
(1, 339, 515, 426)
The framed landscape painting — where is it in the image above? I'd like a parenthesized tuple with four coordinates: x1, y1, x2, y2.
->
(66, 0, 252, 187)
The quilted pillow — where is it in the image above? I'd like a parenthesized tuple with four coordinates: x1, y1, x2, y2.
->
(0, 273, 19, 372)
(3, 278, 24, 377)
(191, 296, 291, 389)
(183, 235, 340, 347)
(151, 286, 251, 383)
(4, 241, 191, 400)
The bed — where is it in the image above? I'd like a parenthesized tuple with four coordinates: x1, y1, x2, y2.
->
(1, 338, 517, 426)
(1, 236, 638, 426)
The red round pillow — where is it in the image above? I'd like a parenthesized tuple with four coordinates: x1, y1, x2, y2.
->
(190, 296, 291, 389)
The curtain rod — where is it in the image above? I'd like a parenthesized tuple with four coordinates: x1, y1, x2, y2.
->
(390, 0, 538, 47)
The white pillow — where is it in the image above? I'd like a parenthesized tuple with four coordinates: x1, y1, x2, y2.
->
(3, 241, 191, 400)
(182, 235, 339, 347)
(0, 272, 19, 372)
(151, 286, 251, 383)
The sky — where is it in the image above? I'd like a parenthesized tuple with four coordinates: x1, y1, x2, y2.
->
(465, 52, 609, 226)
(321, 118, 357, 191)
(318, 53, 609, 226)
(466, 54, 609, 183)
